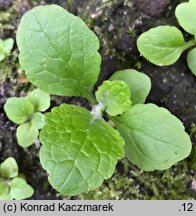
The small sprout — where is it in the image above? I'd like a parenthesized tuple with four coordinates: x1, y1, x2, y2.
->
(0, 38, 14, 62)
(4, 89, 50, 147)
(0, 157, 34, 200)
(137, 0, 196, 76)
(0, 157, 18, 179)
(95, 80, 132, 116)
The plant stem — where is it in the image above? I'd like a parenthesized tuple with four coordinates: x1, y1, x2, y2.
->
(183, 38, 196, 50)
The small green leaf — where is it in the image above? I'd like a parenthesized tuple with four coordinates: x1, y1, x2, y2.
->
(40, 104, 124, 195)
(113, 104, 192, 171)
(0, 157, 18, 178)
(187, 48, 196, 76)
(27, 89, 50, 112)
(17, 5, 101, 99)
(0, 181, 11, 200)
(10, 177, 34, 200)
(176, 2, 196, 36)
(32, 112, 45, 129)
(16, 122, 39, 147)
(4, 97, 34, 124)
(110, 69, 151, 105)
(137, 26, 188, 66)
(0, 38, 14, 62)
(95, 80, 132, 116)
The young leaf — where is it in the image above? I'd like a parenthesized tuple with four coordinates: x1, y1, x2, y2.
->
(0, 38, 14, 62)
(110, 69, 151, 105)
(187, 48, 196, 76)
(16, 5, 101, 100)
(0, 157, 19, 178)
(113, 104, 192, 171)
(0, 181, 10, 200)
(175, 2, 196, 36)
(27, 89, 50, 112)
(4, 97, 34, 124)
(10, 177, 34, 200)
(40, 104, 124, 196)
(32, 112, 46, 129)
(95, 80, 132, 116)
(16, 122, 39, 147)
(137, 26, 188, 66)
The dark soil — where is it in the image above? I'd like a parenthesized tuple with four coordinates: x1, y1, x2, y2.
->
(0, 0, 195, 199)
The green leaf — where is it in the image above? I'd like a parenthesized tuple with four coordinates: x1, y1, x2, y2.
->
(0, 38, 14, 62)
(4, 97, 34, 124)
(113, 104, 192, 171)
(176, 2, 196, 36)
(0, 181, 11, 200)
(16, 122, 39, 147)
(187, 48, 196, 76)
(16, 5, 101, 100)
(27, 89, 50, 112)
(32, 112, 45, 129)
(95, 80, 132, 116)
(137, 26, 189, 66)
(10, 177, 34, 200)
(0, 157, 18, 178)
(40, 104, 124, 195)
(110, 69, 151, 105)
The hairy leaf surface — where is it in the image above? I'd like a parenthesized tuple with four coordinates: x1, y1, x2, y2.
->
(113, 104, 192, 171)
(95, 80, 132, 116)
(110, 69, 151, 105)
(40, 104, 124, 195)
(17, 5, 101, 99)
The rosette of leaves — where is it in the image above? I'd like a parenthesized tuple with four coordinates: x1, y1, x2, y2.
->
(7, 5, 192, 196)
(0, 157, 34, 200)
(4, 89, 50, 147)
(137, 0, 196, 76)
(0, 38, 14, 62)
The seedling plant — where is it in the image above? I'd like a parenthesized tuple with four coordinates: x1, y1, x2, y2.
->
(4, 5, 192, 196)
(137, 0, 196, 76)
(0, 157, 34, 200)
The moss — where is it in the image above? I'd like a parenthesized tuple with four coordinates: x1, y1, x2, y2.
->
(80, 158, 195, 200)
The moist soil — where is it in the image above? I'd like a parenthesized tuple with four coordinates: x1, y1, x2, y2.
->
(0, 0, 195, 199)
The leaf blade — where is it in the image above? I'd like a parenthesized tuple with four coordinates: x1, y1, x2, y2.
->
(113, 104, 192, 171)
(40, 104, 124, 195)
(16, 5, 101, 99)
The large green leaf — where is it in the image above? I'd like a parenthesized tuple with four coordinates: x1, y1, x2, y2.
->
(4, 97, 34, 124)
(10, 177, 34, 200)
(95, 80, 132, 116)
(176, 2, 196, 36)
(0, 157, 18, 178)
(187, 48, 196, 76)
(40, 104, 124, 195)
(137, 26, 189, 66)
(110, 69, 151, 105)
(113, 104, 192, 171)
(16, 5, 101, 100)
